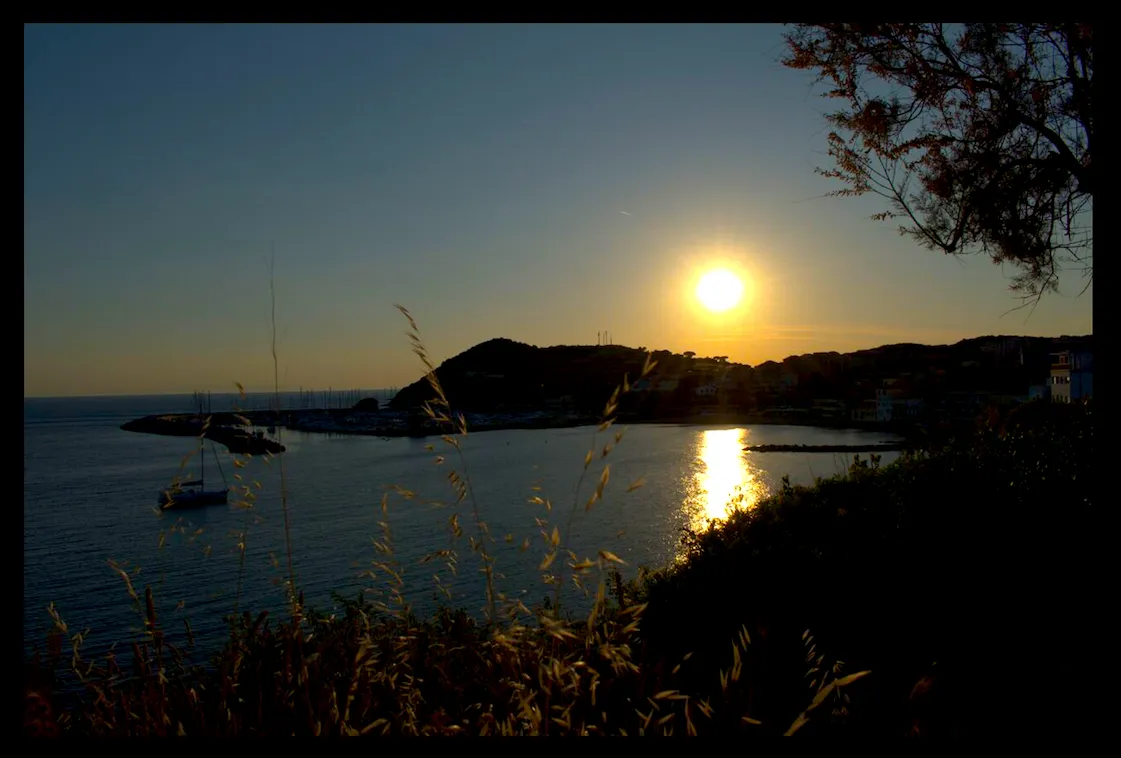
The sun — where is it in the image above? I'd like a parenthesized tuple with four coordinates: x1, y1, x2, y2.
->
(695, 268, 744, 313)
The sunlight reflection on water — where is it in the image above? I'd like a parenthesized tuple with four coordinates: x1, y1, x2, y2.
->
(683, 428, 766, 537)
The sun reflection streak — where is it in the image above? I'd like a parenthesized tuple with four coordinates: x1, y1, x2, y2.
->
(684, 428, 765, 534)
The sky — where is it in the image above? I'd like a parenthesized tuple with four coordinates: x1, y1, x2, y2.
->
(24, 23, 1093, 398)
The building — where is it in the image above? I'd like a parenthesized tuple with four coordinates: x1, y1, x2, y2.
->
(695, 383, 718, 398)
(1072, 352, 1093, 399)
(875, 390, 923, 423)
(1050, 351, 1072, 403)
(893, 398, 924, 421)
(851, 398, 877, 423)
(875, 379, 909, 422)
(1050, 350, 1093, 403)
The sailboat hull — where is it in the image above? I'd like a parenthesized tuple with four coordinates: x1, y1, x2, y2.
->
(158, 489, 229, 509)
(157, 414, 231, 509)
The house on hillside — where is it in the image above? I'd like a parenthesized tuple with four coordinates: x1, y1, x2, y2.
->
(1050, 350, 1073, 404)
(878, 394, 924, 422)
(1050, 350, 1093, 403)
(874, 377, 926, 422)
(851, 399, 877, 423)
(695, 383, 718, 398)
(875, 379, 903, 422)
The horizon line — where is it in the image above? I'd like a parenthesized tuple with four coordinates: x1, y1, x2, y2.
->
(25, 330, 1091, 401)
(24, 387, 399, 401)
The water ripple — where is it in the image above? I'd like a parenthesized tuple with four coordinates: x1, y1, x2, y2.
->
(25, 398, 898, 661)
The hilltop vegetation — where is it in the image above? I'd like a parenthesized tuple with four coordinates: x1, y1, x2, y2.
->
(388, 339, 665, 413)
(388, 334, 1092, 417)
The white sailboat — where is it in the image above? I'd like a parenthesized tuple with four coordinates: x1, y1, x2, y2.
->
(158, 431, 229, 509)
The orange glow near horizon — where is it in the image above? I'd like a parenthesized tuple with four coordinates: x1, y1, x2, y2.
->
(670, 249, 764, 362)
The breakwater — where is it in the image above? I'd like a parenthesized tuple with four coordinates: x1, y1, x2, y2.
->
(121, 408, 906, 447)
(120, 415, 286, 454)
(743, 443, 905, 453)
(119, 408, 599, 444)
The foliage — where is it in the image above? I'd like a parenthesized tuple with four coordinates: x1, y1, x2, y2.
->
(24, 296, 1095, 737)
(28, 399, 1094, 737)
(783, 23, 1093, 304)
(632, 398, 1094, 736)
(353, 397, 380, 412)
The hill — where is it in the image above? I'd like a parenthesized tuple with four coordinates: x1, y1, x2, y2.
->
(388, 339, 698, 413)
(388, 334, 1092, 415)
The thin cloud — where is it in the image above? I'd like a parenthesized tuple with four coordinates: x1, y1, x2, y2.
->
(761, 324, 965, 342)
(619, 211, 631, 216)
(698, 323, 967, 345)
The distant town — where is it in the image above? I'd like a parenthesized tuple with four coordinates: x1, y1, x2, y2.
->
(382, 334, 1093, 431)
(122, 333, 1094, 446)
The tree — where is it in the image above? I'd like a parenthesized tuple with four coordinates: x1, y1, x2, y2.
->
(353, 397, 379, 413)
(782, 23, 1093, 306)
(684, 351, 696, 360)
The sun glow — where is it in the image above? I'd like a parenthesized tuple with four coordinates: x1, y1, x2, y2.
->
(695, 268, 744, 313)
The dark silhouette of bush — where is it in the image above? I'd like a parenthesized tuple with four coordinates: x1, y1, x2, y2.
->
(353, 397, 379, 412)
(632, 399, 1095, 736)
(26, 384, 1095, 736)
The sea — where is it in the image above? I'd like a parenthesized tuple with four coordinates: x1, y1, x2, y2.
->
(23, 391, 900, 663)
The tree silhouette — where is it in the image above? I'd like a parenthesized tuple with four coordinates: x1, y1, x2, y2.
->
(782, 23, 1093, 308)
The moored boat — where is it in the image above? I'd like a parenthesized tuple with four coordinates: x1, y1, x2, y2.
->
(158, 431, 230, 509)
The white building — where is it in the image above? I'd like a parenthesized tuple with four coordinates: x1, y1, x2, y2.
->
(875, 383, 903, 422)
(875, 379, 923, 422)
(1050, 350, 1093, 403)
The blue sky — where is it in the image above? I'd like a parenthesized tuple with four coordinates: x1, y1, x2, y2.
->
(24, 24, 1092, 397)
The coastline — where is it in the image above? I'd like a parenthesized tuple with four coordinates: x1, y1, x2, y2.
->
(120, 407, 910, 446)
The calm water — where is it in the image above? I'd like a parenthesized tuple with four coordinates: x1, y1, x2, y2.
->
(24, 393, 899, 660)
